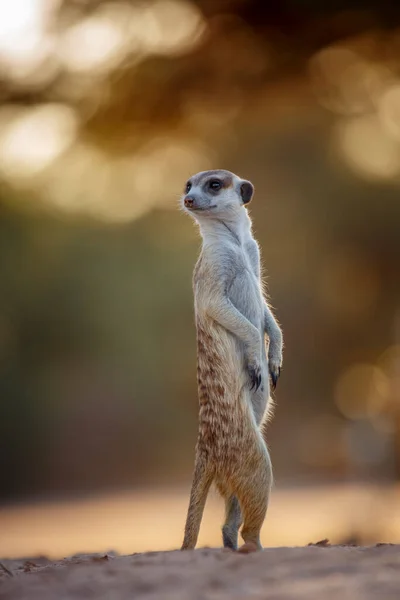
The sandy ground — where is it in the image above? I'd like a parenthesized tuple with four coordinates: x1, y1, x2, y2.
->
(0, 544, 399, 600)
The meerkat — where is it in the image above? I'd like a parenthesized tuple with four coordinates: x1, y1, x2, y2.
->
(180, 169, 283, 553)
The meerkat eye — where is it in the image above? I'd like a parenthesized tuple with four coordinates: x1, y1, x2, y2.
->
(209, 179, 222, 191)
(185, 182, 192, 194)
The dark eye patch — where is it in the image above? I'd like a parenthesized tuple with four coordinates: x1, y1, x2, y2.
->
(208, 179, 222, 191)
(185, 181, 192, 193)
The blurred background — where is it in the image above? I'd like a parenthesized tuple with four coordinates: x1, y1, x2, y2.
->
(0, 0, 400, 558)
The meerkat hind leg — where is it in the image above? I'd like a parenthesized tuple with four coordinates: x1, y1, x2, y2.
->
(237, 449, 272, 553)
(222, 494, 242, 551)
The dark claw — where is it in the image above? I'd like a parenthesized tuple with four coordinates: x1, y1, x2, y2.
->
(270, 366, 281, 390)
(248, 365, 262, 392)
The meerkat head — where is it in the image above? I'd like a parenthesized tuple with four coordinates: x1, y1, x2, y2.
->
(181, 169, 254, 222)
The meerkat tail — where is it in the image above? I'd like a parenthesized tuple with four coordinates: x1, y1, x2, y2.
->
(181, 454, 213, 550)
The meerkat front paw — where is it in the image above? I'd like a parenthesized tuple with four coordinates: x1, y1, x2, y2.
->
(247, 359, 262, 391)
(268, 354, 282, 390)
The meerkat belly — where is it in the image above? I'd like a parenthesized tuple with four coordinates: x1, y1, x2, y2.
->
(195, 316, 263, 464)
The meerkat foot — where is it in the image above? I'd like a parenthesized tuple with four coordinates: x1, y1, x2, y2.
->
(269, 364, 281, 390)
(268, 355, 282, 390)
(247, 361, 262, 391)
(181, 542, 194, 551)
(222, 526, 238, 551)
(238, 541, 262, 554)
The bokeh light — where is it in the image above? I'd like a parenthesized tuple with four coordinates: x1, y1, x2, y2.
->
(309, 45, 390, 116)
(335, 114, 400, 181)
(335, 363, 389, 420)
(0, 104, 78, 179)
(58, 4, 133, 75)
(378, 84, 400, 142)
(0, 0, 60, 84)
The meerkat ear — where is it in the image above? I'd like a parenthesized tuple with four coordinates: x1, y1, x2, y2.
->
(240, 180, 254, 205)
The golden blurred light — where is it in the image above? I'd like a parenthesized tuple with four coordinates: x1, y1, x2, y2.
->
(377, 345, 400, 411)
(0, 0, 38, 37)
(183, 94, 243, 133)
(40, 142, 117, 216)
(312, 36, 400, 183)
(40, 142, 149, 223)
(309, 45, 391, 116)
(318, 247, 379, 320)
(335, 363, 389, 420)
(297, 414, 345, 468)
(0, 0, 59, 82)
(135, 0, 206, 56)
(35, 137, 213, 223)
(109, 138, 213, 221)
(58, 3, 134, 75)
(378, 344, 400, 373)
(335, 114, 400, 181)
(58, 0, 205, 76)
(378, 83, 400, 142)
(131, 137, 213, 203)
(0, 104, 78, 179)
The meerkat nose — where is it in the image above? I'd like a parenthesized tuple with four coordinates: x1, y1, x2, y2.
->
(184, 196, 195, 208)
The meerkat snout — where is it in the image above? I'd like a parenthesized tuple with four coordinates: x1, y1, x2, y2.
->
(184, 196, 195, 208)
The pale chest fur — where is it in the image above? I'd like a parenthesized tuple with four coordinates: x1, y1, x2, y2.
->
(193, 241, 265, 339)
